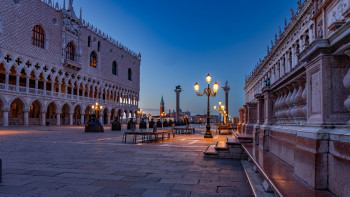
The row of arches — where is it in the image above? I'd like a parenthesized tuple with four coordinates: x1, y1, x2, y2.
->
(0, 63, 139, 106)
(0, 97, 138, 126)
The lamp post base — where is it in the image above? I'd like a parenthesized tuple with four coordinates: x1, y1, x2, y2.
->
(204, 124, 213, 138)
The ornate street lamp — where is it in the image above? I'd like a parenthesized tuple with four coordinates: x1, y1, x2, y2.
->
(85, 101, 104, 133)
(91, 102, 103, 116)
(194, 73, 219, 138)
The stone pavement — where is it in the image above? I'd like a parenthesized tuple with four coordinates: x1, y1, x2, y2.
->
(0, 125, 253, 197)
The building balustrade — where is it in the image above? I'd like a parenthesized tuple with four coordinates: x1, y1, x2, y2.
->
(0, 82, 138, 108)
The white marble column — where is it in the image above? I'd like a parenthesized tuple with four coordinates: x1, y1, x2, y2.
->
(3, 110, 9, 127)
(107, 113, 111, 125)
(56, 113, 61, 126)
(16, 74, 20, 91)
(99, 114, 103, 123)
(5, 73, 9, 90)
(65, 84, 68, 98)
(41, 112, 46, 126)
(26, 77, 30, 93)
(81, 114, 85, 125)
(69, 113, 73, 126)
(23, 111, 29, 126)
(35, 78, 38, 93)
(43, 80, 47, 95)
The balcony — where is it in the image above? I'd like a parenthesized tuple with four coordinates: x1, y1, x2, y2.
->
(64, 57, 82, 71)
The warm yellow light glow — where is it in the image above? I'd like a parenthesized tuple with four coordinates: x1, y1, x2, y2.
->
(96, 102, 98, 106)
(194, 82, 199, 92)
(221, 105, 225, 111)
(92, 105, 94, 109)
(213, 81, 219, 93)
(214, 105, 217, 110)
(206, 73, 212, 84)
(100, 106, 102, 109)
(219, 101, 222, 106)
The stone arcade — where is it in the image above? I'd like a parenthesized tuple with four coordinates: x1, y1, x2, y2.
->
(0, 0, 141, 126)
(238, 0, 350, 196)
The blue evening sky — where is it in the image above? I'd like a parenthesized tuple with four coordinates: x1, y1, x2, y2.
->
(72, 0, 300, 117)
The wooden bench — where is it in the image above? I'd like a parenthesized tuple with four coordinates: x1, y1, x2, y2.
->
(241, 144, 334, 197)
(122, 131, 149, 143)
(174, 124, 195, 134)
(217, 125, 232, 134)
(123, 125, 175, 143)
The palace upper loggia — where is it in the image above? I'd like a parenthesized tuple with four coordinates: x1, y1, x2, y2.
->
(0, 0, 141, 126)
(238, 0, 350, 196)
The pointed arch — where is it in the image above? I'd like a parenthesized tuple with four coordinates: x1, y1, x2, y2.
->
(32, 25, 45, 48)
(66, 41, 76, 61)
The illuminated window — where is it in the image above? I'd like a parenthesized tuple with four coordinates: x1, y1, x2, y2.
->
(66, 42, 75, 61)
(32, 25, 45, 48)
(90, 51, 97, 67)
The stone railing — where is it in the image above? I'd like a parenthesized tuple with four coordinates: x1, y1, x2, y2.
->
(274, 79, 306, 125)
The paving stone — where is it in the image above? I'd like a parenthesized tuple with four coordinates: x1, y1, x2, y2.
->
(97, 186, 146, 196)
(160, 178, 199, 185)
(142, 189, 169, 197)
(0, 185, 36, 195)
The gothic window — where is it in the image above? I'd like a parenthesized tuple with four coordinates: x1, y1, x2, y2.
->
(97, 41, 101, 52)
(112, 61, 118, 75)
(88, 36, 91, 47)
(305, 35, 309, 46)
(32, 25, 45, 48)
(128, 68, 132, 81)
(66, 42, 75, 61)
(90, 51, 97, 67)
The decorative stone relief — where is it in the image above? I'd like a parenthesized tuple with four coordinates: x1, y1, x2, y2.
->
(317, 19, 323, 38)
(63, 18, 81, 36)
(329, 0, 348, 24)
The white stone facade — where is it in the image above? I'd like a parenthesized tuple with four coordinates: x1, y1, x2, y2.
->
(239, 0, 350, 196)
(0, 0, 141, 126)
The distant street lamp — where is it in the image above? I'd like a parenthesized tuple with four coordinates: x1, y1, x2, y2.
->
(137, 108, 143, 123)
(161, 112, 166, 127)
(194, 73, 219, 138)
(214, 101, 225, 126)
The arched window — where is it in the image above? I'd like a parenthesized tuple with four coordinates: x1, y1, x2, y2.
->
(90, 51, 97, 67)
(112, 61, 118, 75)
(88, 36, 91, 47)
(128, 68, 132, 81)
(97, 41, 101, 52)
(32, 25, 45, 48)
(66, 42, 75, 61)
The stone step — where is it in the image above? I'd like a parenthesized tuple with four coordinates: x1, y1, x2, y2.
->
(234, 132, 253, 143)
(226, 137, 240, 145)
(241, 160, 275, 197)
(215, 141, 228, 150)
(203, 145, 217, 155)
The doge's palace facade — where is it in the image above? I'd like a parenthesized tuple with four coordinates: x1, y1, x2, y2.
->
(0, 0, 140, 126)
(239, 0, 350, 196)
